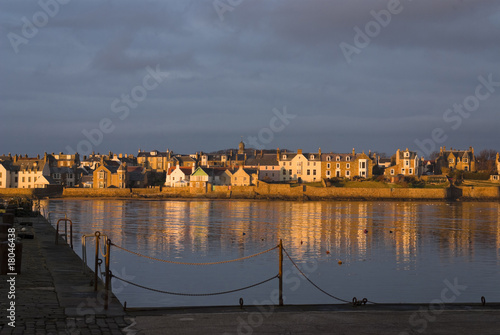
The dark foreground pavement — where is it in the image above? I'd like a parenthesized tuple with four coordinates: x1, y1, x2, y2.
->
(1, 215, 499, 334)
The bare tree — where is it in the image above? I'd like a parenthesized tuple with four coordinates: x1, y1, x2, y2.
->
(477, 149, 497, 172)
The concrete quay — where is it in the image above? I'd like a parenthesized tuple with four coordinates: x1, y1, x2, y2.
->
(1, 214, 500, 334)
(0, 215, 131, 334)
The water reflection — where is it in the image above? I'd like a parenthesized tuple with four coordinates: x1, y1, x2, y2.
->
(41, 199, 500, 306)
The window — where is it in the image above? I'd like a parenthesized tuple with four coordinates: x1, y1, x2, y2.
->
(0, 172, 2, 178)
(15, 177, 18, 183)
(283, 170, 287, 175)
(235, 177, 237, 181)
(327, 163, 331, 169)
(464, 159, 468, 163)
(464, 166, 469, 171)
(307, 162, 310, 166)
(307, 170, 310, 175)
(283, 155, 287, 159)
(336, 156, 340, 161)
(449, 159, 454, 163)
(409, 169, 413, 174)
(346, 171, 350, 177)
(0, 181, 2, 186)
(361, 162, 366, 169)
(405, 152, 410, 157)
(346, 163, 350, 169)
(327, 171, 331, 177)
(336, 163, 340, 169)
(391, 169, 395, 175)
(402, 169, 405, 174)
(313, 170, 316, 176)
(310, 155, 315, 159)
(405, 160, 409, 166)
(28, 177, 31, 182)
(346, 156, 351, 161)
(313, 162, 316, 166)
(327, 156, 331, 161)
(99, 171, 105, 179)
(289, 169, 292, 175)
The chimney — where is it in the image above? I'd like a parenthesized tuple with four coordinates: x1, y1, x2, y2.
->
(277, 148, 281, 161)
(352, 148, 355, 155)
(297, 149, 303, 154)
(443, 146, 446, 152)
(318, 148, 321, 156)
(14, 154, 18, 163)
(254, 150, 257, 157)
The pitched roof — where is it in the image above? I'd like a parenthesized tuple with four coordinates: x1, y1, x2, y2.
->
(167, 166, 193, 176)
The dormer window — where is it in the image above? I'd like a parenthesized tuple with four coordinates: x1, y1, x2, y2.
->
(336, 156, 340, 161)
(310, 155, 315, 160)
(283, 155, 287, 159)
(404, 152, 410, 157)
(327, 156, 331, 161)
(346, 156, 351, 161)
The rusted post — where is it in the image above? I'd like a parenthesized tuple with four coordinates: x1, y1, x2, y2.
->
(104, 239, 111, 310)
(279, 239, 283, 306)
(94, 231, 100, 292)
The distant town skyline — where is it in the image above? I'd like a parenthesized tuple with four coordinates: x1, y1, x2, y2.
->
(2, 1, 500, 157)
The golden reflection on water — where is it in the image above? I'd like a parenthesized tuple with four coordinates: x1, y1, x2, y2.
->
(42, 199, 500, 268)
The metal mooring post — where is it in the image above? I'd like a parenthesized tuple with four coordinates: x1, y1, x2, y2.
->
(94, 231, 100, 292)
(104, 239, 111, 310)
(279, 239, 283, 306)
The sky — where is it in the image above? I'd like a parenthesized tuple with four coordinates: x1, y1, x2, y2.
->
(1, 0, 500, 158)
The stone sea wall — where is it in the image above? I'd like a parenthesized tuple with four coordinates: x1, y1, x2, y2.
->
(2, 184, 499, 201)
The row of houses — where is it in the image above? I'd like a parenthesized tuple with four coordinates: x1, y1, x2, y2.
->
(1, 144, 498, 189)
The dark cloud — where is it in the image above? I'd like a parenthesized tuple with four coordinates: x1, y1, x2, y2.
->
(1, 0, 499, 157)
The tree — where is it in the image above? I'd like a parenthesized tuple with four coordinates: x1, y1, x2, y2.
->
(477, 149, 497, 172)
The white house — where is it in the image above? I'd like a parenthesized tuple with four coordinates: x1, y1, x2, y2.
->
(278, 149, 322, 183)
(165, 166, 194, 187)
(0, 162, 18, 188)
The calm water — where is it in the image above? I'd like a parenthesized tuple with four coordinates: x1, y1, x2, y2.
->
(41, 199, 500, 308)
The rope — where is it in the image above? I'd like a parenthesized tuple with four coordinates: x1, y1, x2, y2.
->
(110, 243, 279, 265)
(98, 235, 108, 258)
(111, 273, 279, 296)
(282, 247, 352, 304)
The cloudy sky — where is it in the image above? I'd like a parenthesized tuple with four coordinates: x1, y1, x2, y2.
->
(1, 0, 499, 158)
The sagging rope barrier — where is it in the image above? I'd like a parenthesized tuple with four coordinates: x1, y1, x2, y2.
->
(111, 272, 279, 296)
(282, 246, 378, 305)
(110, 242, 279, 265)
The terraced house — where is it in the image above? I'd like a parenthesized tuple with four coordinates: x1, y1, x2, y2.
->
(321, 149, 373, 179)
(278, 149, 322, 183)
(434, 146, 476, 174)
(385, 148, 422, 177)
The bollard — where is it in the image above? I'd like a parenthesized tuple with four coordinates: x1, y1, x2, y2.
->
(0, 241, 23, 275)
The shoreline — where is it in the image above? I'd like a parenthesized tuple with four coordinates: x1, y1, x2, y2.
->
(2, 185, 499, 202)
